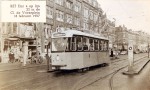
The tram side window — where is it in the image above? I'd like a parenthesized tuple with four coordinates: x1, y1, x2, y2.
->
(99, 40, 102, 51)
(83, 37, 88, 51)
(94, 39, 99, 51)
(70, 37, 76, 51)
(65, 38, 71, 51)
(105, 41, 109, 51)
(103, 41, 106, 51)
(89, 39, 94, 51)
(103, 41, 109, 51)
(100, 40, 104, 51)
(76, 36, 83, 51)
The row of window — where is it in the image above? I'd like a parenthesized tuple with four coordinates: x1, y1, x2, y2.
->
(47, 3, 99, 23)
(1, 23, 18, 35)
(88, 0, 98, 8)
(66, 36, 109, 51)
(46, 7, 98, 22)
(54, 0, 81, 13)
(52, 0, 99, 9)
(47, 8, 80, 25)
(83, 21, 99, 32)
(83, 7, 98, 21)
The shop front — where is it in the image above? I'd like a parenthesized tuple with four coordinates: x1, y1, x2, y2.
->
(1, 37, 20, 63)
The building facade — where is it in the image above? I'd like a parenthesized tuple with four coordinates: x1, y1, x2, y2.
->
(115, 25, 150, 53)
(0, 0, 114, 64)
(0, 22, 38, 64)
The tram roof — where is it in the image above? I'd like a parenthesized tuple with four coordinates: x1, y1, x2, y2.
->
(52, 30, 108, 40)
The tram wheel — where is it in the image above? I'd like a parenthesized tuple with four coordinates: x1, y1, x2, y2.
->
(102, 63, 108, 67)
(78, 68, 85, 73)
(86, 67, 90, 71)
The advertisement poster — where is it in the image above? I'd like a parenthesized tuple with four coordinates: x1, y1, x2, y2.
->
(0, 0, 150, 90)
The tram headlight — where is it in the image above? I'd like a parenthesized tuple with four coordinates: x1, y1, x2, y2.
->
(56, 55, 60, 61)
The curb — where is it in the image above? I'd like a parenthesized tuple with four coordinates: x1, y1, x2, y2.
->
(136, 60, 150, 74)
(123, 59, 150, 75)
(0, 64, 48, 72)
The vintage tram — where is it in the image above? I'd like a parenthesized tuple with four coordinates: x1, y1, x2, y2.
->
(51, 30, 110, 70)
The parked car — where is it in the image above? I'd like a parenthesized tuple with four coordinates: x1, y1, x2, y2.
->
(120, 51, 127, 55)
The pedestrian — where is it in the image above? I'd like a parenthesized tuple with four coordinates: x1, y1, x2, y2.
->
(110, 49, 114, 57)
(89, 44, 94, 51)
(83, 42, 88, 50)
(9, 50, 14, 63)
(28, 49, 32, 60)
(19, 49, 23, 63)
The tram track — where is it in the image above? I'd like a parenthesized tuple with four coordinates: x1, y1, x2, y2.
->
(111, 58, 127, 63)
(0, 54, 148, 90)
(0, 69, 58, 90)
(77, 55, 148, 90)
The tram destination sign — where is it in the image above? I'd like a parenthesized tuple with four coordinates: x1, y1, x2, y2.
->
(53, 33, 66, 37)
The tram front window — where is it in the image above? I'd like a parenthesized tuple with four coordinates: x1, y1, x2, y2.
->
(52, 38, 68, 52)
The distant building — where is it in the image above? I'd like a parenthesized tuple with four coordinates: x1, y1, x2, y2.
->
(115, 25, 150, 53)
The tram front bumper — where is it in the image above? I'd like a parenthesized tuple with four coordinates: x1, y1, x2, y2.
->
(52, 65, 67, 67)
(51, 65, 67, 70)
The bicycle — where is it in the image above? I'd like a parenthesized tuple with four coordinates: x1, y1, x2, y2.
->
(30, 55, 43, 64)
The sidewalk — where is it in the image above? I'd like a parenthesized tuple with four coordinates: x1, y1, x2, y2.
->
(0, 55, 127, 72)
(112, 57, 150, 90)
(0, 61, 47, 72)
(123, 57, 150, 75)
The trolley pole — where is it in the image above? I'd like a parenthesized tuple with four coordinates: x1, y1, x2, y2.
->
(147, 36, 149, 58)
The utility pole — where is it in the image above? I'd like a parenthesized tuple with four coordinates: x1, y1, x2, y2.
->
(148, 36, 149, 58)
(0, 23, 3, 63)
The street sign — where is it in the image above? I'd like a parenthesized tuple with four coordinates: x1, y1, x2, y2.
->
(128, 39, 134, 71)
